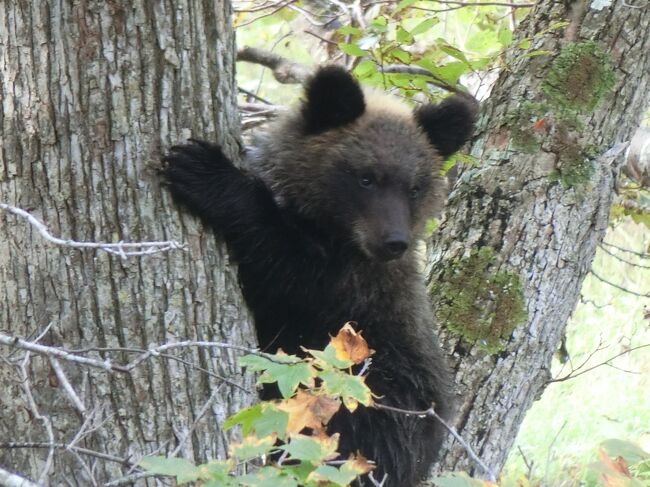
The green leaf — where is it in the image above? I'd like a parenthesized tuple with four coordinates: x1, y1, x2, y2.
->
(465, 30, 499, 54)
(239, 466, 300, 487)
(396, 26, 414, 45)
(438, 41, 469, 64)
(338, 25, 362, 37)
(200, 461, 237, 486)
(139, 456, 201, 484)
(370, 16, 388, 28)
(282, 462, 318, 483)
(224, 403, 289, 440)
(223, 403, 263, 434)
(239, 354, 315, 398)
(353, 60, 377, 79)
(231, 435, 277, 461)
(395, 0, 418, 12)
(390, 48, 411, 64)
(338, 43, 366, 57)
(410, 18, 438, 36)
(281, 434, 338, 464)
(318, 369, 372, 408)
(253, 404, 290, 440)
(518, 38, 532, 49)
(432, 62, 468, 85)
(498, 28, 513, 47)
(308, 464, 359, 486)
(307, 343, 354, 369)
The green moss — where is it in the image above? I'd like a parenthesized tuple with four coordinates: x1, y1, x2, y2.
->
(542, 41, 615, 114)
(506, 101, 546, 153)
(432, 247, 527, 354)
(550, 137, 599, 188)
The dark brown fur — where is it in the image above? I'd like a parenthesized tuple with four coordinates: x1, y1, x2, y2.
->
(163, 66, 477, 486)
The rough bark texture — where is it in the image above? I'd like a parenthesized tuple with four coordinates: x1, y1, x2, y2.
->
(430, 0, 650, 476)
(0, 1, 256, 485)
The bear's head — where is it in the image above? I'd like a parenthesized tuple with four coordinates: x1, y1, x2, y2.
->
(250, 65, 477, 261)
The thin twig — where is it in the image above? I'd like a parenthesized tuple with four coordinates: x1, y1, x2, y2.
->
(548, 343, 650, 383)
(19, 352, 55, 484)
(235, 0, 299, 28)
(1, 443, 131, 468)
(374, 402, 497, 481)
(544, 420, 567, 486)
(170, 384, 225, 456)
(1, 333, 127, 372)
(0, 203, 186, 258)
(49, 356, 86, 414)
(238, 87, 273, 105)
(590, 269, 649, 298)
(601, 240, 650, 259)
(517, 445, 534, 479)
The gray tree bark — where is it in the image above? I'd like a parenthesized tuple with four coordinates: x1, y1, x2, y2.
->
(0, 1, 256, 485)
(431, 0, 650, 476)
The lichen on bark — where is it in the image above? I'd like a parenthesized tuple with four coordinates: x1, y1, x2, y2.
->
(542, 40, 616, 113)
(431, 247, 527, 354)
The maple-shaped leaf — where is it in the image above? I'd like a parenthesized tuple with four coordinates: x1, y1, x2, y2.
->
(318, 369, 372, 412)
(229, 434, 277, 461)
(281, 432, 339, 464)
(277, 390, 341, 434)
(330, 322, 374, 365)
(307, 453, 375, 486)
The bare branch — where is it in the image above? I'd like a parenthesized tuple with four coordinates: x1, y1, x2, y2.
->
(590, 269, 649, 298)
(374, 402, 497, 482)
(0, 442, 130, 466)
(49, 356, 86, 414)
(1, 332, 282, 376)
(122, 340, 261, 371)
(549, 343, 650, 383)
(601, 240, 650, 259)
(237, 47, 311, 84)
(0, 333, 127, 372)
(235, 0, 299, 27)
(597, 243, 650, 269)
(19, 352, 55, 484)
(0, 203, 186, 258)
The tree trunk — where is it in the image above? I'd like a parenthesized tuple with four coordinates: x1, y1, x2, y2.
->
(431, 0, 650, 476)
(0, 1, 256, 485)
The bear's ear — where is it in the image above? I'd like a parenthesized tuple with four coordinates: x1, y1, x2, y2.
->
(302, 65, 366, 135)
(415, 94, 478, 159)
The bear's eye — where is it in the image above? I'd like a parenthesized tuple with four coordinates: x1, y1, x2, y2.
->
(359, 174, 374, 189)
(410, 186, 420, 199)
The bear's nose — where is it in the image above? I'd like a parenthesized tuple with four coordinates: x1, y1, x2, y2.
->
(383, 237, 408, 258)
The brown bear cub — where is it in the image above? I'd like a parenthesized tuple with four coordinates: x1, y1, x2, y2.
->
(164, 66, 477, 486)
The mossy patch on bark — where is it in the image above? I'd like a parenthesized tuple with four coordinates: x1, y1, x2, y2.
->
(542, 41, 615, 114)
(432, 247, 527, 353)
